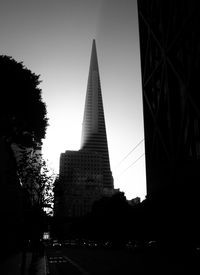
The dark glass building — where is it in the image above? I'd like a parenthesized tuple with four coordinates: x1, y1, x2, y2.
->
(137, 0, 200, 241)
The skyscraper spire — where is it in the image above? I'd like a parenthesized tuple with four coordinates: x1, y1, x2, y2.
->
(81, 39, 113, 188)
(89, 39, 99, 72)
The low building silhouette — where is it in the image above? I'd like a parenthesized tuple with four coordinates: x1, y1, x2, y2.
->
(54, 150, 104, 218)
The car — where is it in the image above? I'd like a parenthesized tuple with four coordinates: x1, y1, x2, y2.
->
(133, 240, 146, 252)
(126, 240, 135, 251)
(81, 239, 98, 248)
(52, 240, 62, 247)
(147, 240, 160, 252)
(148, 240, 158, 247)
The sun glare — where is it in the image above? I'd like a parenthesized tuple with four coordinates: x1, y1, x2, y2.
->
(42, 116, 147, 201)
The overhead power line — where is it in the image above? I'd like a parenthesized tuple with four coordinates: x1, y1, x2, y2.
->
(115, 138, 144, 168)
(116, 152, 145, 178)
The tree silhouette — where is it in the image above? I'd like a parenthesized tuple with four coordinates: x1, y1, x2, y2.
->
(0, 55, 48, 261)
(17, 148, 55, 214)
(16, 148, 55, 267)
(0, 55, 48, 145)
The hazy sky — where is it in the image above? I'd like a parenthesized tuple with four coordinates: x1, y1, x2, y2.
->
(0, 0, 146, 200)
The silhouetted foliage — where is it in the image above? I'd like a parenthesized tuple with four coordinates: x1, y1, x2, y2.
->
(0, 136, 24, 258)
(15, 148, 55, 264)
(17, 148, 55, 215)
(0, 55, 48, 144)
(0, 56, 48, 259)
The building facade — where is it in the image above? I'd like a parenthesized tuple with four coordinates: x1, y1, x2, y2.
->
(54, 150, 104, 217)
(54, 40, 115, 218)
(81, 40, 113, 189)
(137, 0, 200, 200)
(137, 0, 200, 241)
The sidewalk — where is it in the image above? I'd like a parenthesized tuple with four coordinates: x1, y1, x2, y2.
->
(0, 252, 22, 275)
(28, 252, 48, 275)
(0, 251, 48, 275)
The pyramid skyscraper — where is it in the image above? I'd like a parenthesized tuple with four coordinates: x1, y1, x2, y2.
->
(54, 40, 115, 218)
(81, 39, 113, 189)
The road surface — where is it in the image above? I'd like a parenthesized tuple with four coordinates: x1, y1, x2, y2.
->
(45, 244, 199, 274)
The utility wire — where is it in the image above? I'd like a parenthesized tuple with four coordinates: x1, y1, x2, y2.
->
(116, 152, 145, 178)
(115, 138, 144, 168)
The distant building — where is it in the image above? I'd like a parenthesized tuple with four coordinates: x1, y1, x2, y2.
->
(54, 150, 103, 217)
(54, 40, 116, 218)
(128, 197, 141, 206)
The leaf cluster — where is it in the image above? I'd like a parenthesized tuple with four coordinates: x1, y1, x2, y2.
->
(17, 148, 55, 215)
(0, 55, 48, 143)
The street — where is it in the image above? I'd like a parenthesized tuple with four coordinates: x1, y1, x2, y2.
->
(46, 246, 144, 274)
(45, 243, 200, 274)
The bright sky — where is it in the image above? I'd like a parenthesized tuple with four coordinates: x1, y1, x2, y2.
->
(0, 0, 146, 200)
